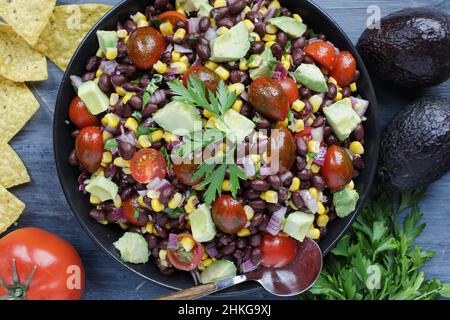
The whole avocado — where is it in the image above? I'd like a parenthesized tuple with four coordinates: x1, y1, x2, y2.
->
(379, 97, 450, 191)
(357, 8, 450, 88)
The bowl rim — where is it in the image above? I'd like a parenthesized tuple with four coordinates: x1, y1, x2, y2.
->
(53, 0, 380, 297)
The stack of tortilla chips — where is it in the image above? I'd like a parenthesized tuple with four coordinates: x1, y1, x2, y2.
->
(0, 0, 111, 233)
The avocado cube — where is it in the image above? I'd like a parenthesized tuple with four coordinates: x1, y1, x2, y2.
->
(97, 30, 118, 54)
(85, 176, 118, 201)
(333, 188, 359, 218)
(294, 63, 328, 93)
(283, 211, 315, 242)
(190, 204, 217, 243)
(210, 22, 250, 62)
(152, 101, 202, 136)
(200, 260, 237, 284)
(268, 16, 307, 38)
(113, 232, 149, 264)
(77, 81, 110, 115)
(323, 99, 361, 141)
(216, 109, 255, 144)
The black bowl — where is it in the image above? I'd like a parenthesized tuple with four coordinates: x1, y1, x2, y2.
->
(54, 0, 379, 297)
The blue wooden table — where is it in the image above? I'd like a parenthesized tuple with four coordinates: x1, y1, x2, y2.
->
(8, 0, 450, 300)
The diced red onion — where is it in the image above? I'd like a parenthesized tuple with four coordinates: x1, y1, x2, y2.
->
(191, 270, 200, 285)
(309, 38, 320, 43)
(260, 165, 277, 177)
(311, 126, 324, 142)
(166, 67, 180, 76)
(204, 27, 217, 41)
(111, 208, 127, 223)
(78, 183, 86, 191)
(241, 259, 260, 273)
(350, 97, 370, 118)
(178, 213, 186, 224)
(150, 89, 166, 105)
(100, 60, 119, 76)
(187, 18, 200, 34)
(252, 0, 264, 13)
(146, 177, 169, 191)
(273, 63, 288, 81)
(137, 189, 148, 197)
(70, 75, 83, 92)
(191, 59, 203, 67)
(243, 156, 256, 178)
(167, 139, 182, 152)
(344, 147, 354, 160)
(165, 44, 173, 53)
(313, 146, 327, 167)
(299, 190, 318, 213)
(266, 206, 287, 236)
(167, 233, 179, 250)
(206, 245, 219, 258)
(240, 91, 248, 101)
(279, 171, 294, 183)
(117, 125, 137, 146)
(264, 7, 278, 22)
(174, 43, 193, 54)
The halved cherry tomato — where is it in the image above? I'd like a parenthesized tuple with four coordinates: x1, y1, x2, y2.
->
(68, 96, 99, 129)
(248, 77, 289, 121)
(212, 195, 247, 234)
(304, 40, 337, 70)
(330, 51, 356, 87)
(182, 66, 221, 94)
(75, 126, 103, 173)
(278, 76, 299, 105)
(127, 27, 166, 70)
(130, 148, 167, 184)
(122, 194, 149, 227)
(320, 145, 353, 190)
(167, 233, 204, 271)
(173, 162, 202, 186)
(157, 11, 187, 26)
(260, 234, 298, 268)
(294, 127, 312, 144)
(269, 124, 296, 174)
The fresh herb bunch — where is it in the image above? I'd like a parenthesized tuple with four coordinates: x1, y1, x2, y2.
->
(167, 77, 246, 204)
(302, 187, 450, 300)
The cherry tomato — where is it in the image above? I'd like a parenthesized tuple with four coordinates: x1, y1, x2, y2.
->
(157, 11, 187, 26)
(278, 76, 299, 105)
(330, 51, 356, 87)
(269, 124, 296, 174)
(212, 195, 247, 234)
(68, 96, 99, 129)
(182, 66, 220, 94)
(320, 145, 353, 190)
(304, 40, 337, 70)
(260, 234, 298, 268)
(167, 233, 204, 271)
(122, 194, 149, 227)
(127, 27, 166, 70)
(248, 77, 289, 121)
(130, 148, 167, 184)
(75, 126, 103, 173)
(294, 127, 312, 144)
(0, 228, 85, 300)
(173, 162, 202, 186)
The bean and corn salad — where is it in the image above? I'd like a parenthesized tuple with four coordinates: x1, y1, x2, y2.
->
(68, 0, 369, 281)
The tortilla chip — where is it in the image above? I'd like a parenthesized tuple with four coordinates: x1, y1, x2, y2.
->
(34, 4, 112, 71)
(0, 184, 25, 234)
(0, 24, 48, 82)
(0, 76, 40, 144)
(0, 144, 30, 188)
(0, 0, 56, 46)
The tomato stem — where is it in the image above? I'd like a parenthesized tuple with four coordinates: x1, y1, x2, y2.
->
(0, 259, 37, 300)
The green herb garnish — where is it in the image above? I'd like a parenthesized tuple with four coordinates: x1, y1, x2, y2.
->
(133, 208, 140, 219)
(104, 139, 118, 151)
(160, 146, 172, 171)
(142, 75, 163, 108)
(163, 207, 184, 218)
(136, 125, 158, 137)
(131, 111, 142, 121)
(252, 116, 262, 124)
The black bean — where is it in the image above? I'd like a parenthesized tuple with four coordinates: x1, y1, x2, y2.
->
(124, 20, 137, 33)
(122, 82, 141, 93)
(68, 149, 78, 166)
(319, 227, 328, 238)
(229, 70, 249, 85)
(240, 103, 254, 118)
(250, 179, 270, 191)
(115, 100, 132, 118)
(342, 86, 351, 97)
(271, 43, 282, 61)
(292, 47, 304, 65)
(325, 134, 340, 146)
(250, 199, 266, 211)
(353, 70, 360, 82)
(244, 189, 260, 200)
(217, 17, 234, 29)
(267, 175, 282, 190)
(71, 129, 80, 138)
(281, 172, 294, 187)
(291, 191, 304, 208)
(196, 43, 210, 61)
(211, 7, 229, 20)
(142, 103, 158, 118)
(312, 116, 325, 128)
(199, 17, 211, 33)
(219, 234, 234, 246)
(296, 137, 308, 156)
(89, 209, 105, 221)
(251, 212, 264, 227)
(267, 203, 282, 213)
(249, 225, 258, 235)
(156, 213, 169, 227)
(254, 22, 266, 38)
(118, 141, 135, 160)
(311, 175, 326, 190)
(250, 247, 262, 265)
(299, 87, 311, 99)
(228, 0, 245, 15)
(104, 163, 118, 178)
(151, 141, 163, 150)
(78, 171, 89, 184)
(146, 234, 159, 250)
(353, 157, 365, 170)
(292, 37, 307, 49)
(154, 224, 168, 238)
(243, 246, 252, 261)
(174, 20, 186, 31)
(296, 156, 306, 171)
(98, 74, 111, 93)
(116, 64, 136, 78)
(159, 51, 172, 64)
(154, 0, 169, 10)
(86, 56, 100, 72)
(237, 238, 247, 249)
(250, 41, 265, 55)
(323, 126, 332, 138)
(159, 185, 176, 205)
(352, 124, 365, 141)
(249, 234, 262, 247)
(280, 7, 292, 17)
(145, 5, 156, 20)
(245, 11, 263, 23)
(276, 32, 288, 48)
(303, 55, 314, 64)
(120, 186, 134, 200)
(298, 169, 312, 180)
(278, 187, 289, 202)
(196, 36, 209, 46)
(117, 41, 127, 58)
(319, 34, 327, 41)
(111, 74, 127, 87)
(119, 55, 133, 65)
(255, 117, 271, 129)
(165, 35, 174, 44)
(186, 52, 196, 63)
(300, 180, 311, 189)
(326, 83, 337, 99)
(353, 170, 360, 179)
(221, 242, 236, 255)
(128, 95, 142, 110)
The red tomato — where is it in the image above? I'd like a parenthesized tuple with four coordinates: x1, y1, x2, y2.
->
(320, 145, 353, 190)
(269, 124, 296, 174)
(248, 77, 289, 121)
(68, 96, 99, 129)
(122, 194, 149, 227)
(157, 11, 187, 26)
(173, 162, 202, 186)
(75, 126, 103, 173)
(182, 66, 221, 94)
(260, 234, 298, 268)
(304, 40, 337, 70)
(130, 148, 167, 184)
(330, 51, 356, 87)
(278, 77, 299, 105)
(167, 233, 204, 271)
(294, 127, 312, 144)
(127, 27, 166, 70)
(212, 195, 247, 234)
(0, 228, 85, 300)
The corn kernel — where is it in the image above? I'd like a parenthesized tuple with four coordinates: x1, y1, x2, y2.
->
(249, 32, 261, 42)
(281, 55, 291, 71)
(97, 220, 108, 225)
(247, 55, 262, 68)
(205, 117, 216, 129)
(317, 214, 329, 227)
(232, 99, 243, 113)
(216, 26, 229, 36)
(119, 223, 128, 230)
(122, 93, 135, 105)
(115, 86, 127, 96)
(105, 47, 118, 60)
(269, 0, 281, 9)
(265, 41, 276, 48)
(147, 189, 160, 200)
(202, 258, 213, 267)
(159, 249, 167, 262)
(350, 82, 357, 92)
(109, 93, 119, 106)
(93, 78, 99, 85)
(180, 236, 195, 252)
(307, 227, 321, 239)
(160, 21, 174, 36)
(259, 6, 268, 15)
(145, 222, 154, 234)
(262, 190, 278, 204)
(308, 140, 321, 153)
(95, 68, 103, 78)
(221, 180, 231, 192)
(173, 28, 186, 42)
(180, 55, 190, 66)
(101, 113, 119, 128)
(137, 195, 147, 208)
(288, 200, 298, 210)
(150, 129, 164, 142)
(244, 5, 251, 13)
(349, 141, 364, 155)
(122, 168, 131, 175)
(192, 184, 205, 191)
(242, 19, 255, 32)
(317, 202, 326, 215)
(266, 24, 278, 34)
(293, 119, 305, 133)
(213, 0, 226, 7)
(309, 95, 323, 113)
(117, 29, 128, 39)
(151, 199, 164, 212)
(281, 117, 289, 127)
(125, 117, 138, 132)
(168, 192, 183, 209)
(244, 205, 254, 221)
(262, 151, 269, 163)
(131, 12, 147, 23)
(250, 154, 260, 164)
(171, 51, 181, 62)
(293, 13, 303, 22)
(228, 83, 245, 95)
(289, 177, 300, 192)
(203, 109, 213, 118)
(202, 253, 208, 260)
(334, 91, 343, 102)
(164, 132, 178, 143)
(92, 168, 104, 178)
(292, 99, 306, 112)
(210, 18, 216, 28)
(204, 60, 219, 71)
(170, 61, 188, 74)
(90, 195, 101, 205)
(311, 164, 320, 174)
(263, 34, 276, 42)
(238, 228, 251, 237)
(102, 131, 113, 142)
(114, 157, 131, 168)
(138, 135, 152, 148)
(347, 180, 355, 190)
(101, 151, 112, 166)
(309, 187, 319, 199)
(154, 60, 168, 74)
(138, 19, 150, 27)
(214, 66, 230, 81)
(239, 58, 249, 71)
(185, 195, 198, 214)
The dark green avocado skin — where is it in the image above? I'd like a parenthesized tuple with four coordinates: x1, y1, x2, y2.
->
(357, 8, 450, 88)
(379, 97, 450, 191)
